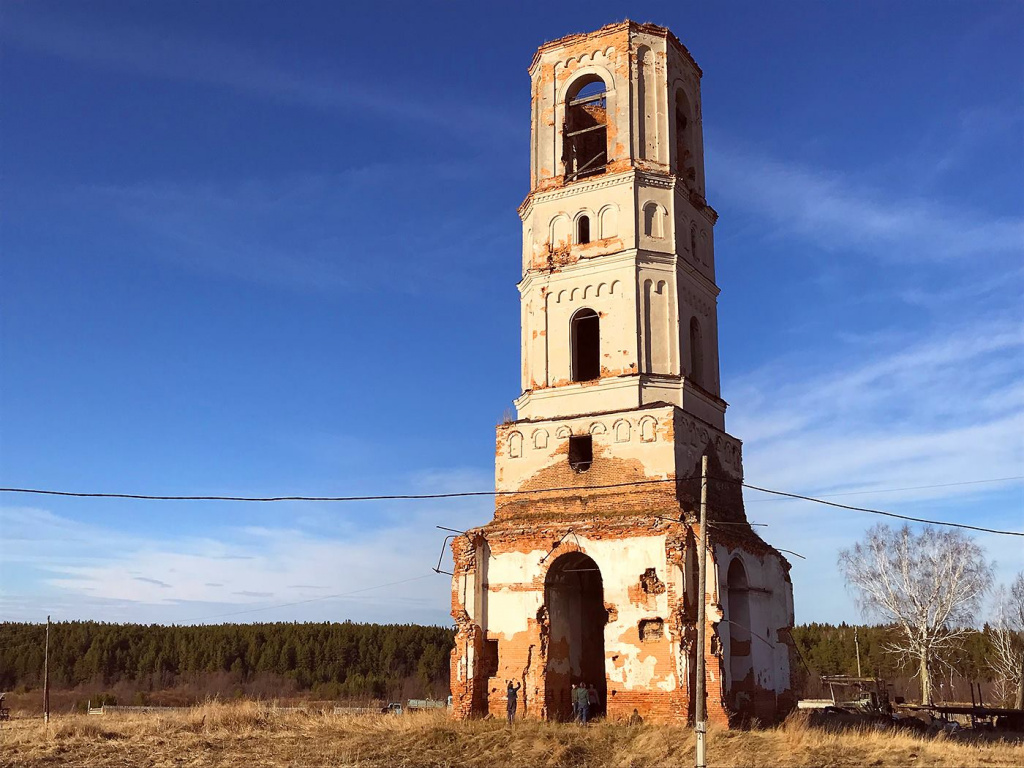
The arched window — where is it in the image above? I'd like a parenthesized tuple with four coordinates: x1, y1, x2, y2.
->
(564, 77, 608, 182)
(727, 558, 753, 708)
(690, 225, 698, 260)
(571, 308, 600, 382)
(643, 202, 664, 239)
(675, 90, 695, 181)
(577, 215, 591, 244)
(689, 316, 703, 387)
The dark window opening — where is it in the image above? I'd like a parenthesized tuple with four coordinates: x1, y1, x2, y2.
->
(577, 215, 590, 244)
(639, 618, 664, 642)
(571, 308, 600, 381)
(689, 316, 703, 388)
(564, 79, 608, 182)
(690, 226, 698, 260)
(480, 639, 499, 678)
(568, 435, 593, 473)
(675, 92, 695, 181)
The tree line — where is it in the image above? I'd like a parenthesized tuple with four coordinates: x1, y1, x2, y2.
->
(790, 622, 1000, 698)
(0, 618, 1013, 703)
(0, 621, 453, 701)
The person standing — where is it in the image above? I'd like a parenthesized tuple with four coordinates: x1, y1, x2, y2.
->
(506, 680, 521, 725)
(570, 683, 580, 721)
(587, 683, 600, 719)
(574, 681, 590, 724)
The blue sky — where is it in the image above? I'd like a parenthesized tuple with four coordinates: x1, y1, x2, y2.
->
(1, 1, 1021, 627)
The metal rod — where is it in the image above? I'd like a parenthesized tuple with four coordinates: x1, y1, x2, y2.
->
(694, 454, 708, 768)
(565, 123, 607, 137)
(775, 548, 807, 560)
(436, 525, 468, 535)
(720, 618, 775, 649)
(433, 535, 457, 575)
(568, 92, 606, 107)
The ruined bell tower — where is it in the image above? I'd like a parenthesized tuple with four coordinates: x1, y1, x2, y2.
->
(451, 21, 796, 724)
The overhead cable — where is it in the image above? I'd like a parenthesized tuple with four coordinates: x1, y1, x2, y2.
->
(2, 475, 1021, 537)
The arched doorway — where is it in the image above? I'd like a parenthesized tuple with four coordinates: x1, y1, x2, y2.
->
(544, 552, 606, 720)
(727, 558, 753, 709)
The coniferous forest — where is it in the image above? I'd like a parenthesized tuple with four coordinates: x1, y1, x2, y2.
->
(0, 621, 454, 704)
(0, 620, 1004, 705)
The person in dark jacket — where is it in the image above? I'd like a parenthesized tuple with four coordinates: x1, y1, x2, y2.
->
(574, 682, 590, 724)
(506, 680, 522, 724)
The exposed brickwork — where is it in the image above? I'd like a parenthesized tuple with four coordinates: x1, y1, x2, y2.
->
(452, 20, 795, 728)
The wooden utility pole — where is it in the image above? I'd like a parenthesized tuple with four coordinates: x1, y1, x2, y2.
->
(43, 615, 50, 724)
(694, 455, 709, 768)
(854, 627, 862, 678)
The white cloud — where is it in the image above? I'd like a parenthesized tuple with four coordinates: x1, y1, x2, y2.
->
(709, 142, 1024, 262)
(728, 317, 1024, 623)
(0, 467, 493, 626)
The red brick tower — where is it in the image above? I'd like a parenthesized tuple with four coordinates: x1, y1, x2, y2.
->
(450, 21, 796, 724)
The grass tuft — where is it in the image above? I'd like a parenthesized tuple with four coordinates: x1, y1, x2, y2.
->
(0, 701, 1021, 767)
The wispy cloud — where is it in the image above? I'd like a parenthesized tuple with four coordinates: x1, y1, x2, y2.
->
(133, 576, 172, 588)
(0, 466, 492, 625)
(1, 8, 517, 142)
(729, 316, 1024, 623)
(709, 141, 1024, 262)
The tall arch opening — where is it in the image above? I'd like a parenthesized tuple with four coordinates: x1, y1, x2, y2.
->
(563, 77, 608, 182)
(577, 215, 591, 244)
(727, 558, 753, 707)
(689, 316, 703, 388)
(544, 552, 606, 720)
(675, 89, 695, 181)
(571, 308, 600, 382)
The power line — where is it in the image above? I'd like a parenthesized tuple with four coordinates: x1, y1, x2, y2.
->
(2, 474, 1021, 537)
(737, 481, 1024, 538)
(4, 474, 1017, 504)
(0, 476, 693, 503)
(743, 475, 1024, 502)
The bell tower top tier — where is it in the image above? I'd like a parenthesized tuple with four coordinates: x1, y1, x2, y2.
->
(528, 21, 706, 196)
(517, 21, 726, 431)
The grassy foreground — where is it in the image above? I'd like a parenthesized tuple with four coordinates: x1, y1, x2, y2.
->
(1, 701, 1022, 768)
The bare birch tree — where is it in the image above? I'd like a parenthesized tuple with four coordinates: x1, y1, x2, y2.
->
(838, 524, 992, 704)
(990, 573, 1024, 708)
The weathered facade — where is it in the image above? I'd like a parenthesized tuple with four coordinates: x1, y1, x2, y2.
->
(450, 21, 796, 724)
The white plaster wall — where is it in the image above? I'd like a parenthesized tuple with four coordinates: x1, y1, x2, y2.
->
(496, 405, 677, 493)
(483, 533, 677, 691)
(485, 548, 549, 639)
(714, 544, 793, 696)
(588, 534, 676, 691)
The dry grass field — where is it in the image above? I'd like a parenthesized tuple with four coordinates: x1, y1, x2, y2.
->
(1, 701, 1022, 768)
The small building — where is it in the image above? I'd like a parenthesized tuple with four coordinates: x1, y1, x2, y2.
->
(450, 21, 796, 724)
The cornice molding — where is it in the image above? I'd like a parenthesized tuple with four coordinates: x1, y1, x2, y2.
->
(519, 170, 636, 220)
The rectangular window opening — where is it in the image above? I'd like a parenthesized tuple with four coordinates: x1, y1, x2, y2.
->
(481, 639, 499, 678)
(568, 435, 593, 473)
